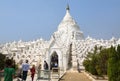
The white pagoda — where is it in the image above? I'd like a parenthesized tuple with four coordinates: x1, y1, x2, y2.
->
(0, 5, 120, 71)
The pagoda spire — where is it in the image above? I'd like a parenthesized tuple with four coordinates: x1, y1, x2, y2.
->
(66, 4, 70, 11)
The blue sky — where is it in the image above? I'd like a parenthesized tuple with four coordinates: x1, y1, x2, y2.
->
(0, 0, 120, 43)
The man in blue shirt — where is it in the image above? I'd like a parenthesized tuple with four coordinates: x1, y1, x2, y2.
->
(22, 60, 30, 81)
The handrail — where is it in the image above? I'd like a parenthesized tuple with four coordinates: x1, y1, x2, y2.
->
(36, 70, 51, 81)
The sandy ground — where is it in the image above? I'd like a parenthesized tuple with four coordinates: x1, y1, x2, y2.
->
(59, 71, 92, 81)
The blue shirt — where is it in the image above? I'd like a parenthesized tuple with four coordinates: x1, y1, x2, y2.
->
(22, 63, 30, 71)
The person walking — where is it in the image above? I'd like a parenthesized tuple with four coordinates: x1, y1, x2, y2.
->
(30, 65, 36, 81)
(43, 61, 49, 78)
(77, 60, 81, 73)
(37, 64, 41, 78)
(22, 60, 30, 81)
(44, 61, 49, 78)
(4, 59, 15, 81)
(44, 61, 48, 70)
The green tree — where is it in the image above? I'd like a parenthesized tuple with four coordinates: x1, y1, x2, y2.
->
(83, 59, 90, 71)
(89, 56, 98, 75)
(108, 46, 118, 81)
(96, 48, 109, 75)
(83, 46, 98, 75)
(83, 46, 109, 76)
(83, 45, 120, 80)
(116, 45, 120, 80)
(0, 53, 6, 70)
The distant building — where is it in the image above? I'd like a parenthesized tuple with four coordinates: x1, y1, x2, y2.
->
(0, 5, 120, 71)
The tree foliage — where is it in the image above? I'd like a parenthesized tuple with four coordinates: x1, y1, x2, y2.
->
(0, 53, 6, 70)
(0, 53, 18, 71)
(83, 46, 109, 76)
(108, 45, 120, 81)
(83, 45, 120, 80)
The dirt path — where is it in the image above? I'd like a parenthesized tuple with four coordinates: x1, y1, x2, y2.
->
(59, 71, 91, 81)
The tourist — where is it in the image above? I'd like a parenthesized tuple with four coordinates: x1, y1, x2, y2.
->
(54, 62, 58, 67)
(44, 61, 49, 70)
(77, 60, 81, 73)
(22, 60, 30, 81)
(38, 64, 41, 70)
(43, 61, 49, 78)
(4, 59, 15, 81)
(37, 64, 41, 79)
(30, 65, 36, 81)
(17, 67, 22, 81)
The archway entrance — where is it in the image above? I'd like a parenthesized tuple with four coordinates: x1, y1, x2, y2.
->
(50, 51, 58, 70)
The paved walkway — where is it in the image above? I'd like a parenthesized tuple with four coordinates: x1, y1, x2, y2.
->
(13, 70, 62, 81)
(59, 71, 92, 81)
(1, 71, 91, 81)
(14, 74, 58, 81)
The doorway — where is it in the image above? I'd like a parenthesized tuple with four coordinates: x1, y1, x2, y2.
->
(50, 51, 58, 69)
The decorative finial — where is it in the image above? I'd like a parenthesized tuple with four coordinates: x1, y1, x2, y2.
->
(66, 4, 70, 11)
